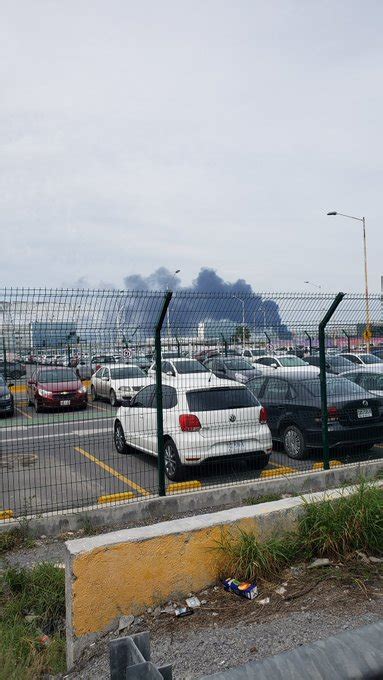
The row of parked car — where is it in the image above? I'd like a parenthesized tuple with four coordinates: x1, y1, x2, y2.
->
(110, 349, 383, 481)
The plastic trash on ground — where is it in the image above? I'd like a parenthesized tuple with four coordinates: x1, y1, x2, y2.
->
(223, 578, 258, 600)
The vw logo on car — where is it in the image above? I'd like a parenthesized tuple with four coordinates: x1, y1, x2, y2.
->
(229, 414, 236, 422)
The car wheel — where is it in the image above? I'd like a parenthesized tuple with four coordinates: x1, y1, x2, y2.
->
(164, 439, 184, 481)
(8, 407, 15, 418)
(114, 421, 129, 454)
(110, 389, 118, 407)
(247, 453, 270, 470)
(91, 385, 97, 401)
(283, 425, 306, 460)
(34, 399, 42, 414)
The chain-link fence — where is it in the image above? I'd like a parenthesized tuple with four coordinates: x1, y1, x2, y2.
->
(0, 288, 382, 520)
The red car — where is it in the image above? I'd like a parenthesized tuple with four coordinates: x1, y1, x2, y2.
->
(27, 367, 88, 412)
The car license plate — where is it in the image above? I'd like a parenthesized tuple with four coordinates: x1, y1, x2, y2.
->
(357, 408, 372, 419)
(60, 400, 70, 406)
(228, 441, 245, 453)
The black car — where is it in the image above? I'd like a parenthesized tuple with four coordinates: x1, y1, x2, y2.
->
(371, 348, 383, 360)
(203, 356, 262, 384)
(245, 374, 383, 459)
(0, 375, 14, 417)
(304, 354, 354, 375)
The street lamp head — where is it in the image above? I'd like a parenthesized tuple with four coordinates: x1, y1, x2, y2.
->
(327, 211, 337, 216)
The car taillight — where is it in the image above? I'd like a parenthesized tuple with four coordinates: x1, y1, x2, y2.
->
(179, 414, 201, 432)
(260, 406, 268, 423)
(327, 406, 339, 421)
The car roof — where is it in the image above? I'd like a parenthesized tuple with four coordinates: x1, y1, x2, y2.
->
(161, 375, 244, 391)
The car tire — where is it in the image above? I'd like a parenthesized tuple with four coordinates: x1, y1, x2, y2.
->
(164, 439, 184, 481)
(8, 407, 14, 418)
(110, 389, 118, 407)
(114, 421, 129, 454)
(247, 453, 270, 470)
(34, 400, 42, 414)
(283, 425, 306, 460)
(91, 385, 97, 401)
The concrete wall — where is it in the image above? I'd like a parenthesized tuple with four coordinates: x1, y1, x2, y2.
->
(65, 482, 380, 668)
(2, 458, 382, 538)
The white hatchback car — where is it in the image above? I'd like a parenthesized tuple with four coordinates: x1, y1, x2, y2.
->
(91, 363, 149, 406)
(113, 377, 273, 481)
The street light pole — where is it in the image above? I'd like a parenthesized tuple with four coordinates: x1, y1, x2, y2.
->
(232, 295, 245, 349)
(327, 212, 371, 350)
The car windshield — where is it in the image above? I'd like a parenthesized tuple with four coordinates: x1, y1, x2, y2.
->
(224, 358, 253, 370)
(38, 369, 78, 383)
(92, 356, 115, 363)
(278, 356, 306, 367)
(110, 367, 145, 379)
(175, 360, 208, 374)
(361, 354, 383, 365)
(303, 378, 366, 398)
(186, 387, 259, 411)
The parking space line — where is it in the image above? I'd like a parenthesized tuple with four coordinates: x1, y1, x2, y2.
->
(74, 446, 150, 496)
(15, 406, 32, 420)
(89, 403, 111, 413)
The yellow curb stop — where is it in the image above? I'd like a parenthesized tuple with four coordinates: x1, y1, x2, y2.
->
(167, 480, 202, 494)
(97, 492, 135, 504)
(0, 509, 14, 520)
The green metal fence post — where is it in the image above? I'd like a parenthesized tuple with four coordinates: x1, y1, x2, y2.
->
(221, 334, 228, 356)
(155, 291, 173, 496)
(319, 293, 345, 470)
(304, 331, 312, 356)
(342, 329, 351, 352)
(2, 336, 7, 383)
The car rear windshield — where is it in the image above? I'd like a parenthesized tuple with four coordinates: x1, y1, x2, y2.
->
(110, 367, 145, 379)
(278, 356, 306, 367)
(175, 360, 209, 374)
(186, 387, 259, 412)
(330, 356, 353, 368)
(303, 378, 366, 398)
(39, 369, 78, 383)
(224, 358, 253, 370)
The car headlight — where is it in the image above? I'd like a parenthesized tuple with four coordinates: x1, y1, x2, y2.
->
(38, 389, 52, 397)
(77, 386, 87, 394)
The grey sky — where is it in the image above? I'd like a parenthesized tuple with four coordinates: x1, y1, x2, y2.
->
(1, 1, 382, 292)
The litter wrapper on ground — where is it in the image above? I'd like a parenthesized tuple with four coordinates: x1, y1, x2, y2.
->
(223, 578, 258, 599)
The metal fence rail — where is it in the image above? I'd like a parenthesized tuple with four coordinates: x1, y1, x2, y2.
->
(0, 288, 382, 520)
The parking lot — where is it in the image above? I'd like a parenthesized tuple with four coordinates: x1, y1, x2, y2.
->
(1, 384, 382, 519)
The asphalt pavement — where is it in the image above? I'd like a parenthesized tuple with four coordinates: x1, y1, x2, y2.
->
(0, 386, 382, 519)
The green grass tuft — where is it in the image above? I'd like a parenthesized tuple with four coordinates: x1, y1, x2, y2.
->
(0, 564, 66, 678)
(215, 480, 383, 581)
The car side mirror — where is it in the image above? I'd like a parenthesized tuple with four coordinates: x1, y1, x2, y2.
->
(271, 363, 278, 369)
(166, 371, 174, 376)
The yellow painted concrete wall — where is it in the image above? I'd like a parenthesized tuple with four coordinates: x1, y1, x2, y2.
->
(72, 517, 257, 638)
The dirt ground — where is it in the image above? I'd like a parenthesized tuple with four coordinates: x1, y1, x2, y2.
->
(63, 558, 383, 679)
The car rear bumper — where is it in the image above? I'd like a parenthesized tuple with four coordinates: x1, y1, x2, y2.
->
(175, 428, 273, 465)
